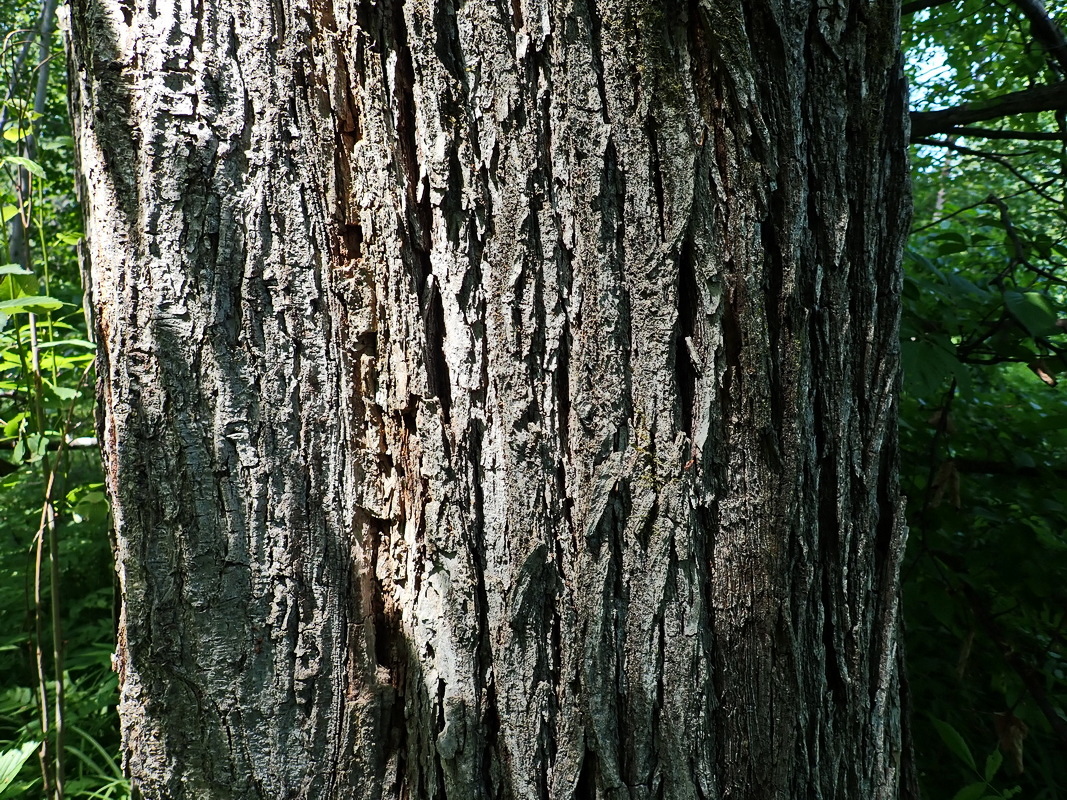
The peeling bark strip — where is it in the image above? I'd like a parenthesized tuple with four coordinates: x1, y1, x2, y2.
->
(66, 0, 910, 797)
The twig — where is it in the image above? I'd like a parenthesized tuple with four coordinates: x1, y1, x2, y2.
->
(913, 137, 1063, 204)
(933, 125, 1066, 141)
(910, 181, 1059, 233)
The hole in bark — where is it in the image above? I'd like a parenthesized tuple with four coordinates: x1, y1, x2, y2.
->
(820, 576, 846, 703)
(556, 317, 573, 534)
(482, 676, 502, 793)
(372, 596, 398, 671)
(434, 679, 448, 797)
(401, 407, 418, 433)
(575, 747, 598, 799)
(389, 0, 419, 213)
(635, 498, 658, 551)
(420, 274, 452, 423)
(342, 222, 363, 260)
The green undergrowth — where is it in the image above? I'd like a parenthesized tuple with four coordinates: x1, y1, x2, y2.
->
(0, 1, 125, 796)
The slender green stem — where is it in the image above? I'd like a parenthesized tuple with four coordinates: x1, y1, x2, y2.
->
(32, 516, 53, 797)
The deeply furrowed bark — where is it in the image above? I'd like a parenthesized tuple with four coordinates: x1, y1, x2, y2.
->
(66, 0, 911, 797)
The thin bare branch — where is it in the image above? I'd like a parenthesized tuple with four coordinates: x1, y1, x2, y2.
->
(913, 137, 1064, 203)
(936, 125, 1065, 140)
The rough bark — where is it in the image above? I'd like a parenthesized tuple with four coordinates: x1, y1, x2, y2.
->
(66, 0, 911, 797)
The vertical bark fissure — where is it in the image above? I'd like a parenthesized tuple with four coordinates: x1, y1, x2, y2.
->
(675, 229, 699, 440)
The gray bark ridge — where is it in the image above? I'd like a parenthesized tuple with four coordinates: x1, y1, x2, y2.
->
(67, 0, 911, 797)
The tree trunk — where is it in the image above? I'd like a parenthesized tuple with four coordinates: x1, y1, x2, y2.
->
(66, 0, 911, 797)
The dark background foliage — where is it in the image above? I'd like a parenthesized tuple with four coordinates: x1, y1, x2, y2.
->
(903, 2, 1067, 797)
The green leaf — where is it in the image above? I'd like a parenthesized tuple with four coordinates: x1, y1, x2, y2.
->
(933, 717, 977, 770)
(951, 783, 989, 800)
(55, 231, 83, 246)
(0, 740, 40, 794)
(0, 296, 65, 314)
(38, 135, 74, 151)
(26, 435, 49, 462)
(902, 336, 960, 397)
(938, 241, 971, 255)
(984, 749, 1003, 782)
(2, 125, 28, 142)
(2, 414, 26, 438)
(45, 384, 81, 403)
(36, 339, 95, 351)
(0, 206, 20, 224)
(0, 265, 33, 276)
(0, 272, 40, 299)
(1004, 291, 1058, 337)
(946, 273, 989, 298)
(1, 156, 45, 179)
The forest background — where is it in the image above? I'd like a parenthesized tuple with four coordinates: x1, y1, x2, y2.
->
(0, 0, 1064, 798)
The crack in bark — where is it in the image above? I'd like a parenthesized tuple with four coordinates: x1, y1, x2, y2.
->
(675, 230, 698, 441)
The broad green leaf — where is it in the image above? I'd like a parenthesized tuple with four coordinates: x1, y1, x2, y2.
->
(0, 740, 40, 794)
(37, 338, 95, 350)
(931, 231, 968, 246)
(901, 336, 960, 397)
(1004, 291, 1058, 337)
(55, 231, 83, 246)
(0, 206, 19, 224)
(0, 296, 64, 314)
(2, 414, 25, 438)
(2, 125, 28, 142)
(951, 783, 988, 800)
(946, 273, 989, 298)
(938, 241, 970, 255)
(934, 718, 977, 770)
(0, 272, 40, 299)
(1012, 450, 1036, 469)
(987, 334, 1034, 363)
(38, 135, 74, 151)
(984, 749, 1003, 782)
(1, 155, 45, 179)
(26, 434, 49, 462)
(45, 384, 81, 402)
(0, 265, 32, 276)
